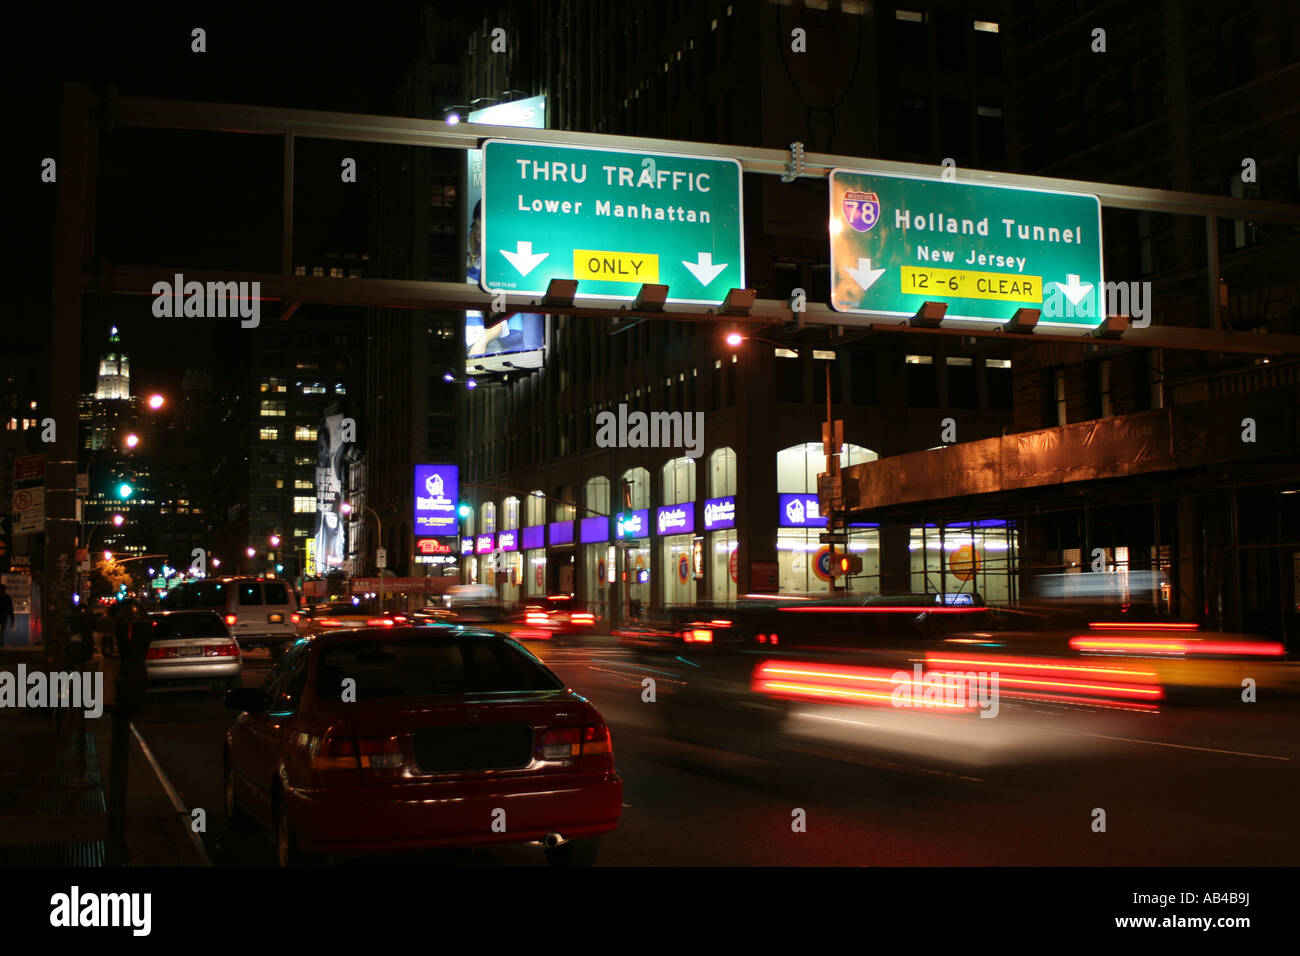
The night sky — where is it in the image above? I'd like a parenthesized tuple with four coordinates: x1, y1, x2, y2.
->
(9, 1, 450, 392)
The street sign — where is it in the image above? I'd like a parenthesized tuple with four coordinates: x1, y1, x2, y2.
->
(376, 547, 387, 569)
(12, 486, 44, 535)
(829, 169, 1103, 327)
(482, 140, 744, 304)
(819, 532, 847, 544)
(14, 454, 45, 484)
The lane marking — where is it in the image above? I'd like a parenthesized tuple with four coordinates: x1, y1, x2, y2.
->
(1040, 726, 1290, 761)
(130, 722, 214, 866)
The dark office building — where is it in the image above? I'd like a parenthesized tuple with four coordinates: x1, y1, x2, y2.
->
(457, 1, 1021, 622)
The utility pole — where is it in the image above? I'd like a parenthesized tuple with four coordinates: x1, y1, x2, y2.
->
(821, 362, 845, 591)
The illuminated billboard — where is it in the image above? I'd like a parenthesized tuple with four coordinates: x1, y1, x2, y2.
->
(414, 464, 458, 535)
(465, 96, 547, 376)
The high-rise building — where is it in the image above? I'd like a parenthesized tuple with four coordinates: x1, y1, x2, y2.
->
(456, 1, 1019, 621)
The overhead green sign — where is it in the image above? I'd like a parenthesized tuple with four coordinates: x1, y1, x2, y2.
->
(482, 140, 744, 304)
(829, 169, 1104, 327)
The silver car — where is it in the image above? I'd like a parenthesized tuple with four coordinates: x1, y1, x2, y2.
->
(145, 610, 243, 695)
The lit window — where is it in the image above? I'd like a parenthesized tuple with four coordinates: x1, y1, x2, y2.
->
(294, 426, 315, 441)
(293, 496, 315, 514)
(260, 400, 286, 416)
(973, 20, 999, 33)
(259, 427, 280, 441)
(329, 267, 343, 278)
(946, 356, 974, 366)
(293, 265, 307, 276)
(987, 359, 1012, 369)
(842, 0, 865, 11)
(896, 10, 924, 22)
(905, 354, 933, 365)
(775, 348, 799, 359)
(275, 480, 284, 489)
(295, 479, 312, 489)
(813, 349, 836, 360)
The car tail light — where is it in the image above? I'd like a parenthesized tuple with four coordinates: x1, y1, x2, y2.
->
(309, 735, 360, 771)
(541, 723, 611, 759)
(318, 618, 343, 627)
(309, 734, 403, 772)
(290, 613, 300, 625)
(683, 629, 713, 643)
(572, 612, 595, 625)
(356, 735, 404, 769)
(146, 646, 177, 660)
(203, 642, 240, 657)
(366, 618, 396, 626)
(224, 614, 237, 626)
(526, 612, 550, 625)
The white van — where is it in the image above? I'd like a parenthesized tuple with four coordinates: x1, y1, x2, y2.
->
(159, 577, 301, 659)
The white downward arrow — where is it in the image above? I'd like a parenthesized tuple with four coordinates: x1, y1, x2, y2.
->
(682, 252, 727, 286)
(846, 257, 886, 291)
(500, 241, 549, 277)
(1054, 273, 1094, 306)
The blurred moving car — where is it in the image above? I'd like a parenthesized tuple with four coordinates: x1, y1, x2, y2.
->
(159, 577, 301, 660)
(144, 610, 242, 695)
(509, 595, 597, 642)
(299, 601, 409, 637)
(441, 584, 504, 621)
(223, 625, 623, 866)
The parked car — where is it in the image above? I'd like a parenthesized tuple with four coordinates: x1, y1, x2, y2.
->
(144, 610, 242, 695)
(159, 577, 301, 659)
(223, 624, 623, 866)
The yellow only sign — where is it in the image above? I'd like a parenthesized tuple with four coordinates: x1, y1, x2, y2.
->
(574, 249, 660, 284)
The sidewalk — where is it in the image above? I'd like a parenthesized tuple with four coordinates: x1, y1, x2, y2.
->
(0, 646, 207, 866)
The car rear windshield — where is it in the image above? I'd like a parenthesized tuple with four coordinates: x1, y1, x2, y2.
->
(316, 636, 563, 700)
(158, 582, 228, 610)
(263, 582, 290, 605)
(152, 613, 229, 639)
(238, 583, 264, 606)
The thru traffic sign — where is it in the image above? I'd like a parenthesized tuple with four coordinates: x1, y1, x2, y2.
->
(829, 169, 1103, 327)
(482, 140, 744, 304)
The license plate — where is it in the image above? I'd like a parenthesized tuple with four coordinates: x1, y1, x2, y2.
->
(178, 646, 202, 657)
(268, 613, 283, 623)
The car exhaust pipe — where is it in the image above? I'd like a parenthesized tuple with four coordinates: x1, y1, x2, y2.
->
(542, 833, 568, 848)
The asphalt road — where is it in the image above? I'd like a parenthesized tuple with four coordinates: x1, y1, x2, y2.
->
(130, 638, 1300, 866)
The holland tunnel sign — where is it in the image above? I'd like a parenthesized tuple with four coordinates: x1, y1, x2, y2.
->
(829, 169, 1103, 327)
(481, 140, 744, 304)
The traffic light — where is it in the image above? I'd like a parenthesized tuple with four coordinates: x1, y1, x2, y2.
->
(457, 503, 471, 519)
(117, 482, 134, 499)
(833, 554, 863, 576)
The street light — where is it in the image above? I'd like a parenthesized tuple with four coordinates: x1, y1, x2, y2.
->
(246, 547, 256, 558)
(270, 534, 281, 547)
(124, 433, 140, 449)
(112, 514, 124, 527)
(147, 394, 165, 410)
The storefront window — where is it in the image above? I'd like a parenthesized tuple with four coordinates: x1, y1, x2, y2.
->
(583, 477, 611, 619)
(775, 442, 877, 594)
(910, 520, 1017, 604)
(525, 490, 545, 526)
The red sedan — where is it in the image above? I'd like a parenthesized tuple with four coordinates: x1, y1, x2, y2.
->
(222, 626, 623, 866)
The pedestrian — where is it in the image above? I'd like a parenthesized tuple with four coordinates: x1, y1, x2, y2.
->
(0, 583, 14, 643)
